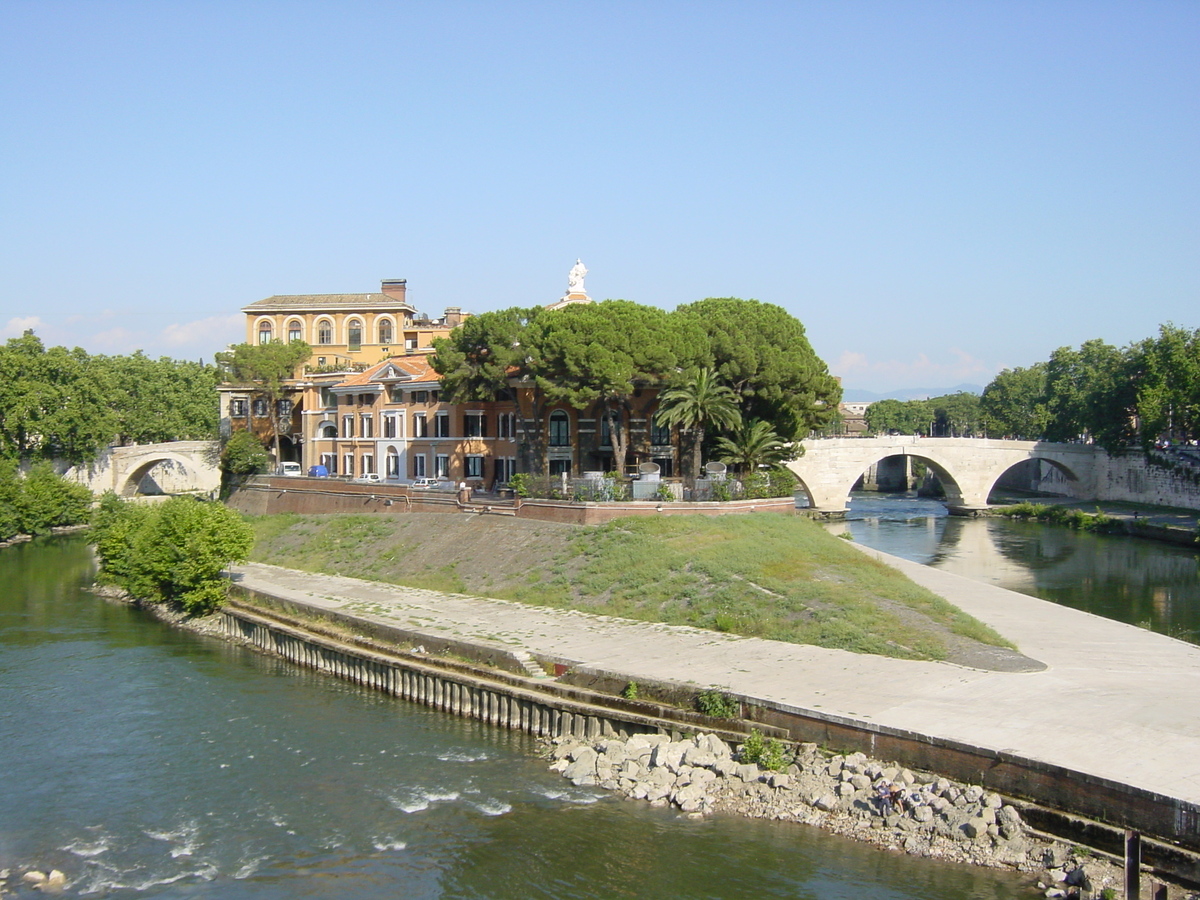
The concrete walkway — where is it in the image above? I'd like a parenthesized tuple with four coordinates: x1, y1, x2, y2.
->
(233, 549, 1200, 805)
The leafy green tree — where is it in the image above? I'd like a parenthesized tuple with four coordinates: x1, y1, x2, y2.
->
(929, 392, 981, 437)
(865, 398, 929, 435)
(1044, 339, 1137, 448)
(216, 341, 311, 463)
(0, 332, 115, 463)
(674, 298, 841, 439)
(656, 368, 743, 485)
(431, 307, 550, 473)
(530, 301, 701, 477)
(221, 430, 270, 476)
(715, 418, 793, 473)
(1133, 324, 1200, 446)
(92, 495, 253, 614)
(16, 463, 94, 534)
(980, 364, 1050, 439)
(94, 352, 220, 444)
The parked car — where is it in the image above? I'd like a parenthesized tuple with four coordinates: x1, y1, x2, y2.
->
(308, 465, 329, 477)
(276, 462, 303, 477)
(352, 472, 384, 484)
(409, 476, 450, 490)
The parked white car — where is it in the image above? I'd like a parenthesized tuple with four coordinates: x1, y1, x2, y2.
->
(409, 476, 450, 490)
(352, 472, 384, 484)
(276, 462, 303, 477)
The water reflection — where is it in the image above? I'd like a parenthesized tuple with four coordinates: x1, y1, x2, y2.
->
(836, 493, 1200, 642)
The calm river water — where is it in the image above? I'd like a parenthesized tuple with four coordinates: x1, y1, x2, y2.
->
(837, 493, 1200, 644)
(0, 535, 1039, 899)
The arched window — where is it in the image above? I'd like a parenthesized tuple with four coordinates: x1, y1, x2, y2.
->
(317, 320, 333, 345)
(258, 321, 273, 345)
(378, 319, 393, 345)
(347, 319, 363, 351)
(287, 320, 303, 343)
(319, 422, 338, 439)
(549, 410, 571, 447)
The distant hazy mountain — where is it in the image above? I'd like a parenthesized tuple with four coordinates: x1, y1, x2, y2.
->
(840, 383, 983, 403)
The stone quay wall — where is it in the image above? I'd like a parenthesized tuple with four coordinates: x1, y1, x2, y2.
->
(218, 584, 1200, 883)
(225, 477, 795, 524)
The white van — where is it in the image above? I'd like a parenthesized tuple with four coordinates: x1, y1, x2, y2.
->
(276, 462, 303, 477)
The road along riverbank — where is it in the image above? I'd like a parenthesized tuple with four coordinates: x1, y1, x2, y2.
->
(209, 557, 1200, 887)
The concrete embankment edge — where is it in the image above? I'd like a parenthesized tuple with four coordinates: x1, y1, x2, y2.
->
(222, 583, 1200, 884)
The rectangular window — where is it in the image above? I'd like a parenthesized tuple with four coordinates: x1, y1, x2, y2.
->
(435, 413, 450, 438)
(253, 398, 269, 418)
(497, 413, 515, 439)
(651, 416, 671, 446)
(278, 399, 293, 418)
(464, 412, 486, 438)
(343, 454, 355, 477)
(412, 390, 429, 403)
(549, 413, 570, 446)
(361, 415, 373, 439)
(435, 454, 450, 478)
(413, 413, 428, 438)
(413, 454, 427, 478)
(362, 454, 374, 475)
(342, 415, 354, 439)
(321, 453, 336, 475)
(386, 452, 400, 478)
(549, 459, 571, 476)
(465, 455, 484, 478)
(383, 416, 398, 438)
(320, 387, 335, 407)
(495, 457, 516, 484)
(390, 386, 404, 403)
(230, 399, 247, 418)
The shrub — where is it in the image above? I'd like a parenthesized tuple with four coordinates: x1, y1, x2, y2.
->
(0, 461, 93, 541)
(695, 688, 740, 719)
(739, 728, 789, 770)
(221, 430, 269, 476)
(92, 495, 253, 614)
(621, 681, 639, 700)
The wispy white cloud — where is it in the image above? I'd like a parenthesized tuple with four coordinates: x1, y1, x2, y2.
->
(832, 347, 993, 390)
(2, 315, 45, 339)
(161, 314, 243, 349)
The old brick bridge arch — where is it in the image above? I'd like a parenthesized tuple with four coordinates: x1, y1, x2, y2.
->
(787, 437, 1098, 516)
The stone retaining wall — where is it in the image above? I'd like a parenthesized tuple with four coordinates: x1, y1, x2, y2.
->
(224, 477, 795, 523)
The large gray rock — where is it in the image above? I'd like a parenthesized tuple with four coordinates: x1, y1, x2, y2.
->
(682, 746, 717, 769)
(736, 763, 762, 783)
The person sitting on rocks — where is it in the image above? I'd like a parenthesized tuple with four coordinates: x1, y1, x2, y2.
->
(888, 783, 908, 814)
(876, 782, 895, 815)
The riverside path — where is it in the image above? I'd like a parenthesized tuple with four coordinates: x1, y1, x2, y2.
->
(232, 550, 1200, 811)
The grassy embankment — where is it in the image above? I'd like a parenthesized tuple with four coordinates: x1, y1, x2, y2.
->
(246, 513, 1014, 662)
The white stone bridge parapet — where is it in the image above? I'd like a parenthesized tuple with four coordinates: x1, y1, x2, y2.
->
(788, 436, 1098, 517)
(66, 441, 222, 498)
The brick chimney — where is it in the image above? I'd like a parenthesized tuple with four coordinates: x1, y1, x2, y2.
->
(380, 278, 407, 301)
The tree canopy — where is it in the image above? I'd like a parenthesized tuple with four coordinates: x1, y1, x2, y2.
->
(674, 297, 842, 440)
(0, 331, 219, 464)
(216, 341, 311, 461)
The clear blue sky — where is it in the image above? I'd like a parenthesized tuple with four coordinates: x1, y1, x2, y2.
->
(2, 1, 1196, 394)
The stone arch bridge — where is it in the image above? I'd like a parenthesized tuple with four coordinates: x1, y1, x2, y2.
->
(788, 437, 1097, 516)
(67, 441, 222, 498)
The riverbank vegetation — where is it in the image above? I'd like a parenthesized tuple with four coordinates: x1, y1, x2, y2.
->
(92, 495, 253, 614)
(993, 502, 1124, 533)
(245, 512, 1016, 663)
(0, 461, 93, 543)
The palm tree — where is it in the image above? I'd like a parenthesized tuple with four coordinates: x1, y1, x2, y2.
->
(654, 368, 742, 486)
(715, 418, 793, 473)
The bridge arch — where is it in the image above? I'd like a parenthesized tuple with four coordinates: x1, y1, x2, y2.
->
(117, 454, 200, 497)
(787, 437, 1098, 516)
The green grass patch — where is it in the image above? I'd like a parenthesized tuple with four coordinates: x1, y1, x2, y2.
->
(245, 512, 1015, 662)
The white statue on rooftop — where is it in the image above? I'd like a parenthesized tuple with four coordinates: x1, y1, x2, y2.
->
(567, 259, 587, 294)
